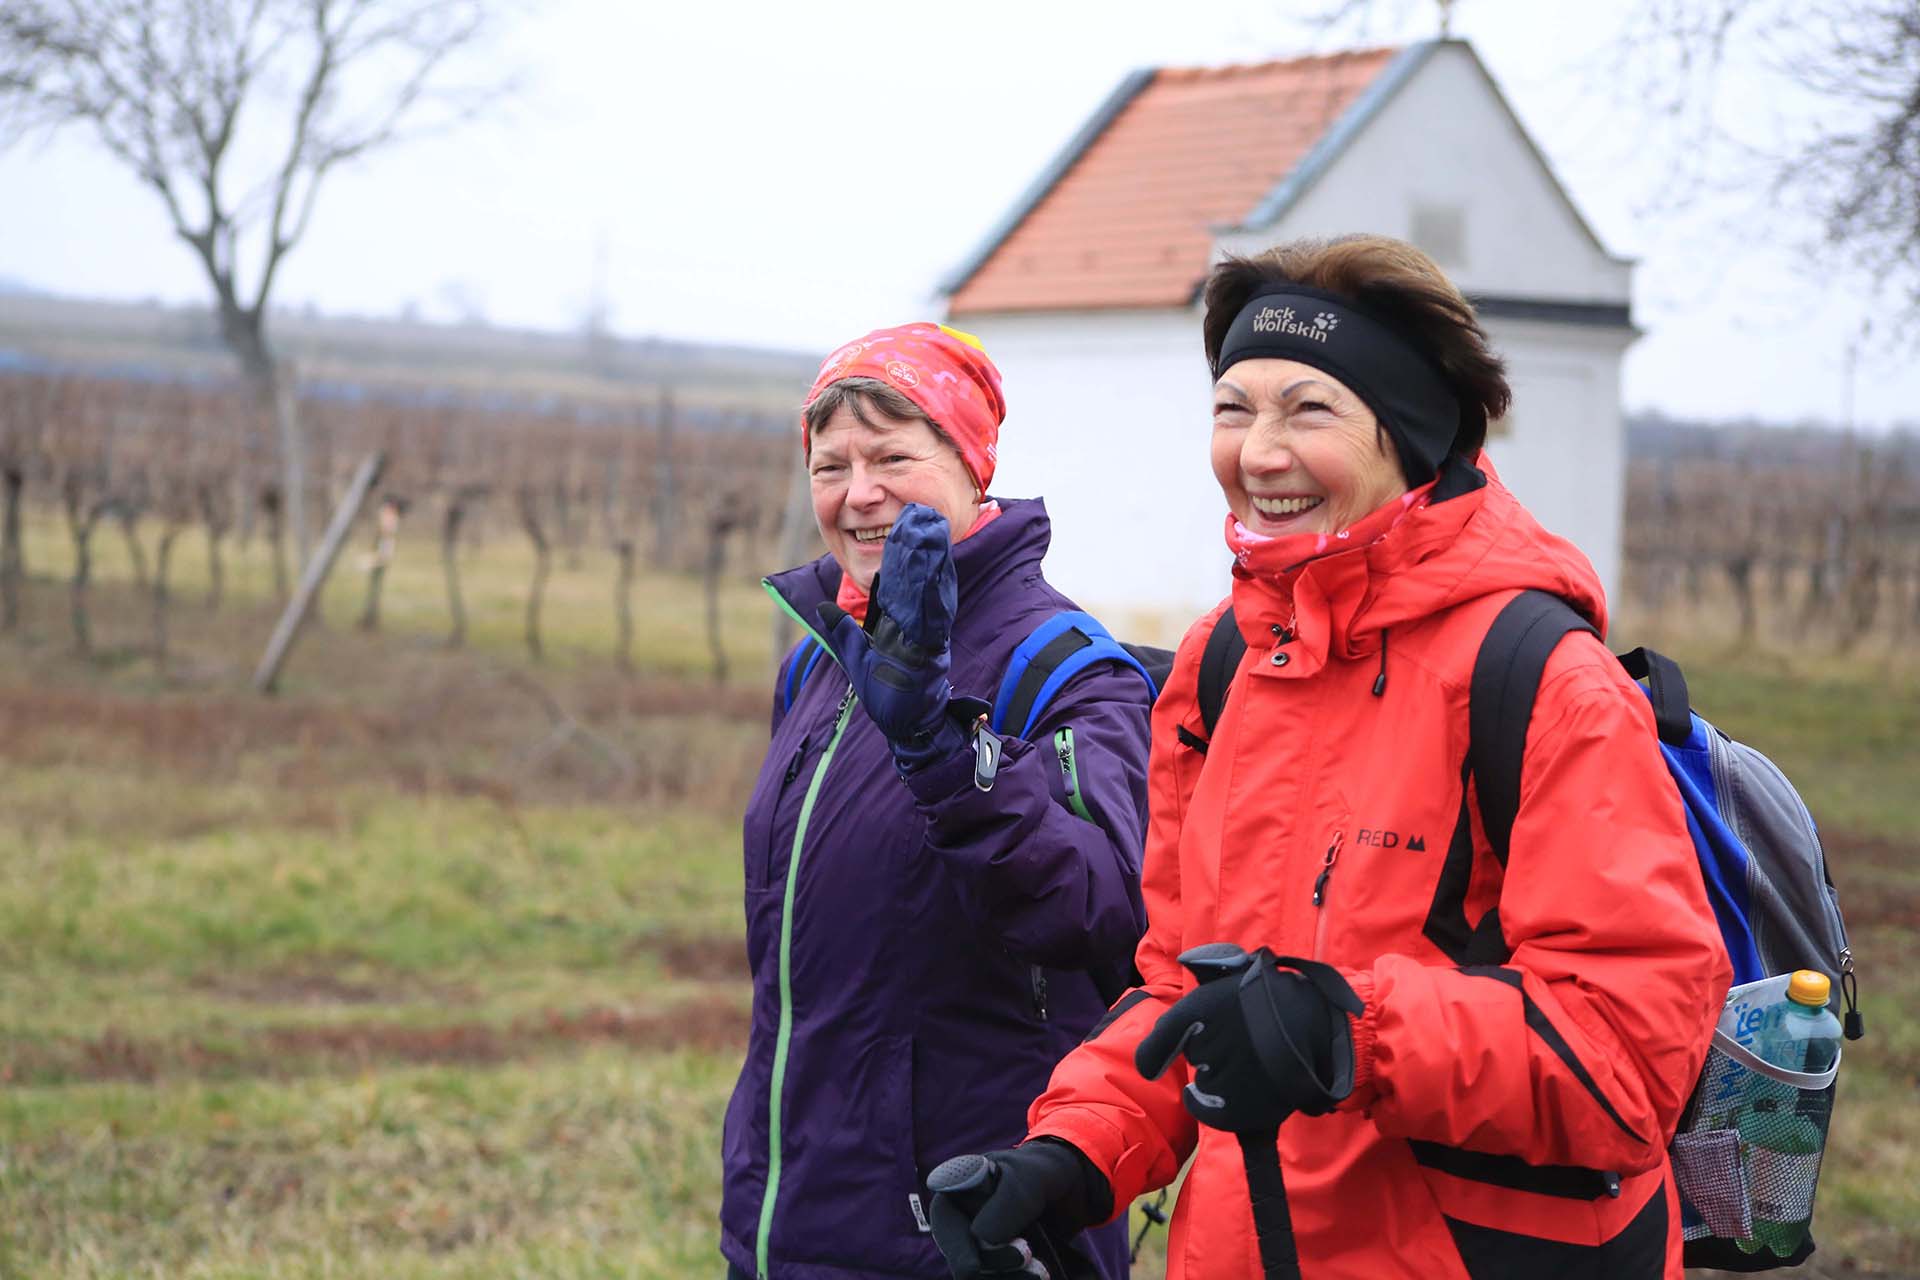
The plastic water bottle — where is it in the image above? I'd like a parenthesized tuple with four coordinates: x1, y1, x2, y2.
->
(1736, 970, 1842, 1256)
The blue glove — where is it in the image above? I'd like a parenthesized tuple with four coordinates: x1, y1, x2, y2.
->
(814, 503, 968, 772)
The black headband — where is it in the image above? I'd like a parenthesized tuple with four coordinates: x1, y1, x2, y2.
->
(1212, 285, 1462, 487)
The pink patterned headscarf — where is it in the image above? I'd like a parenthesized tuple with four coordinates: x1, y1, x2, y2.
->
(803, 322, 1006, 494)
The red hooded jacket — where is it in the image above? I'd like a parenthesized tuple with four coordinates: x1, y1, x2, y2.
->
(1027, 461, 1731, 1279)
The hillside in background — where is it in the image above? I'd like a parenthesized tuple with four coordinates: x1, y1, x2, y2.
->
(0, 292, 817, 421)
(1627, 409, 1920, 467)
(7, 290, 1917, 454)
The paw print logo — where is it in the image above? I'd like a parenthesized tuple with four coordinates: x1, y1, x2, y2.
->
(1313, 312, 1340, 333)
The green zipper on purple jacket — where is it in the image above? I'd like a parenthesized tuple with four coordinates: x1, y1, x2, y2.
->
(756, 579, 854, 1277)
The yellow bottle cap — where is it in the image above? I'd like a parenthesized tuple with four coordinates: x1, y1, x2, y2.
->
(1788, 970, 1832, 1006)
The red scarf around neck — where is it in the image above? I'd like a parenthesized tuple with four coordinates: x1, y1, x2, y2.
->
(832, 500, 1003, 625)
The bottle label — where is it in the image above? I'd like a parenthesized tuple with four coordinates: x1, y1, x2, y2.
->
(1748, 1145, 1821, 1222)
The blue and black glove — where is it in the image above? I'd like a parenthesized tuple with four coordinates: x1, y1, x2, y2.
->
(1134, 946, 1363, 1133)
(814, 502, 979, 773)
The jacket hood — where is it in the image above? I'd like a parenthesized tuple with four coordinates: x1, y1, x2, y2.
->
(1229, 455, 1608, 660)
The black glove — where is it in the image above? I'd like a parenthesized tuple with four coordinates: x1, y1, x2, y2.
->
(1134, 946, 1363, 1133)
(928, 1139, 1112, 1280)
(813, 503, 969, 773)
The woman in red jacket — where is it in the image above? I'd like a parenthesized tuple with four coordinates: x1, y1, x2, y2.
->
(928, 236, 1731, 1279)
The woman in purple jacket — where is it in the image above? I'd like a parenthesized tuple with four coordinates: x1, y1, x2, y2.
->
(720, 323, 1153, 1280)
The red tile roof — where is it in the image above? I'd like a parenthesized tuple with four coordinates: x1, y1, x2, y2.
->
(947, 48, 1400, 315)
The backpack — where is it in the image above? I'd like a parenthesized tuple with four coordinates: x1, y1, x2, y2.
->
(1469, 590, 1862, 1270)
(1189, 593, 1865, 1268)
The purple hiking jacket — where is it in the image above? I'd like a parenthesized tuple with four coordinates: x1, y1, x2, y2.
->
(720, 498, 1152, 1280)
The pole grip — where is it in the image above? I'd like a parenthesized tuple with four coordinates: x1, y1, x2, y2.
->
(926, 1155, 1049, 1278)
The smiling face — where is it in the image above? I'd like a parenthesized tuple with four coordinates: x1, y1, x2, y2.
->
(808, 405, 979, 592)
(1210, 357, 1408, 538)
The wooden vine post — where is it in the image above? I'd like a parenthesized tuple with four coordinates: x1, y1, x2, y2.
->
(252, 451, 385, 694)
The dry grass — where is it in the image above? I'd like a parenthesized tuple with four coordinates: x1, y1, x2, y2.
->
(1, 518, 1916, 1276)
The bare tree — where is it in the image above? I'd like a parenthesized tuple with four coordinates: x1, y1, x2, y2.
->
(0, 375, 42, 632)
(705, 505, 742, 686)
(516, 471, 552, 662)
(1602, 1, 1920, 322)
(150, 468, 196, 671)
(441, 481, 487, 649)
(1301, 2, 1920, 326)
(652, 388, 680, 571)
(604, 410, 646, 673)
(0, 0, 498, 566)
(198, 472, 237, 610)
(357, 492, 404, 630)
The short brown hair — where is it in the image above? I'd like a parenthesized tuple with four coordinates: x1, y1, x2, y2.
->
(803, 377, 929, 438)
(1201, 235, 1509, 461)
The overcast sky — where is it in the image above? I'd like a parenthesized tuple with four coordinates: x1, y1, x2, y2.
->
(3, 0, 1913, 429)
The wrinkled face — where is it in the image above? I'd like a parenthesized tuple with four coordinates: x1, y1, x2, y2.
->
(1210, 358, 1408, 538)
(808, 406, 979, 592)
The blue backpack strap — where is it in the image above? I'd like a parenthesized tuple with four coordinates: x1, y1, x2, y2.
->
(990, 610, 1157, 739)
(780, 637, 828, 714)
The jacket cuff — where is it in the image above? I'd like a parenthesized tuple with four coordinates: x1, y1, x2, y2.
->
(899, 731, 980, 802)
(889, 719, 970, 777)
(1335, 968, 1380, 1111)
(1025, 1108, 1134, 1225)
(1020, 1135, 1115, 1228)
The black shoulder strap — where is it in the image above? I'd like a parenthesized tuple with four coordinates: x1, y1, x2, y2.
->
(997, 626, 1092, 740)
(1197, 606, 1247, 740)
(1617, 646, 1693, 746)
(1469, 590, 1596, 863)
(1121, 642, 1175, 694)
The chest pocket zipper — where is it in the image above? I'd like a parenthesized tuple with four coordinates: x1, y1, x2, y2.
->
(766, 733, 811, 884)
(781, 734, 811, 786)
(1312, 828, 1345, 959)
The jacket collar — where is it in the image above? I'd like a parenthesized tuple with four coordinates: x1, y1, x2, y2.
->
(1227, 454, 1606, 664)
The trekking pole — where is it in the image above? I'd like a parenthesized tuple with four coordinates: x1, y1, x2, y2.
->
(1177, 943, 1301, 1280)
(927, 1152, 1050, 1279)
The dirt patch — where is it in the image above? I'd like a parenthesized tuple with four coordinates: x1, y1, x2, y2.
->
(2, 1000, 750, 1086)
(0, 659, 768, 811)
(629, 932, 752, 982)
(1826, 831, 1920, 872)
(189, 969, 428, 1006)
(0, 685, 403, 771)
(1823, 831, 1920, 930)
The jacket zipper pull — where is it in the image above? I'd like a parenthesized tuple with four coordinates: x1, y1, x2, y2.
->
(973, 722, 1004, 792)
(781, 733, 811, 785)
(1312, 830, 1344, 906)
(1841, 947, 1864, 1040)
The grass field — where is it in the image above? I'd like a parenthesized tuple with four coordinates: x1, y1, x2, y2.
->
(2, 513, 1916, 1277)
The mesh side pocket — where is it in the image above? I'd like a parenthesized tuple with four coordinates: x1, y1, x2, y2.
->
(1672, 1127, 1749, 1239)
(1675, 1041, 1836, 1252)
